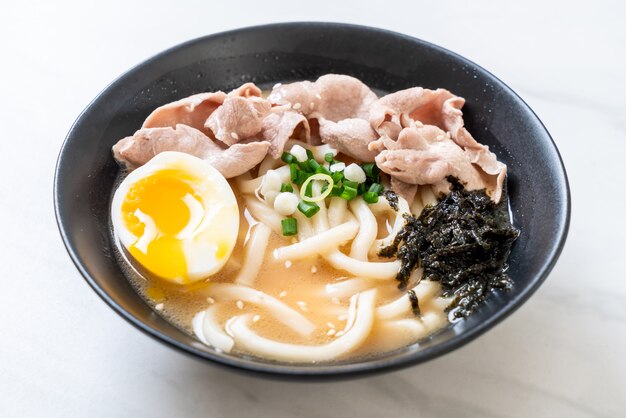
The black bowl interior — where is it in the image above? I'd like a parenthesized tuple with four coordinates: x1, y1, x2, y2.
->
(55, 22, 569, 378)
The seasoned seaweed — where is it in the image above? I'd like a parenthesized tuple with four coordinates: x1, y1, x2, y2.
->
(407, 289, 421, 316)
(383, 190, 399, 211)
(381, 176, 519, 318)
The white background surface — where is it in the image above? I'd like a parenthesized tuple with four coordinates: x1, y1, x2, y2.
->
(2, 1, 625, 417)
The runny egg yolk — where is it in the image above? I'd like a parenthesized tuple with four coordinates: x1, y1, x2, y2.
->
(121, 169, 204, 282)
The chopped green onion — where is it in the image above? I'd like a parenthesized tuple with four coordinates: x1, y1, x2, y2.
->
(299, 173, 334, 203)
(315, 165, 332, 176)
(363, 191, 379, 204)
(294, 170, 311, 185)
(343, 180, 358, 190)
(306, 149, 314, 160)
(281, 218, 298, 236)
(362, 162, 378, 178)
(329, 185, 343, 197)
(340, 185, 358, 201)
(324, 152, 335, 163)
(280, 183, 293, 193)
(298, 160, 313, 173)
(305, 180, 314, 197)
(289, 164, 298, 182)
(298, 201, 320, 218)
(308, 159, 321, 171)
(331, 171, 344, 184)
(281, 152, 297, 164)
(357, 183, 366, 195)
(368, 183, 384, 195)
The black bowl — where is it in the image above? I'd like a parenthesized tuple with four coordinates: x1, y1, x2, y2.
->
(54, 22, 570, 378)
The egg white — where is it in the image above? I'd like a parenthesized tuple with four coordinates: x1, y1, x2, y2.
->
(111, 151, 240, 283)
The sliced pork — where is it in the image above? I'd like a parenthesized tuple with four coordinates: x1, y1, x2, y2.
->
(262, 107, 311, 158)
(229, 82, 262, 98)
(369, 87, 454, 138)
(268, 74, 377, 121)
(318, 118, 378, 162)
(372, 124, 505, 202)
(142, 92, 227, 135)
(205, 96, 271, 146)
(112, 124, 269, 178)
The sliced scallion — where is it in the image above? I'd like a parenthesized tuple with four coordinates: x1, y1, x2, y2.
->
(363, 191, 379, 204)
(368, 183, 384, 195)
(299, 173, 334, 203)
(289, 163, 298, 182)
(281, 218, 298, 236)
(281, 152, 297, 164)
(340, 185, 358, 201)
(297, 200, 320, 218)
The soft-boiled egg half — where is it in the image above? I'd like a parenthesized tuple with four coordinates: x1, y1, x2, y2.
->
(111, 151, 239, 284)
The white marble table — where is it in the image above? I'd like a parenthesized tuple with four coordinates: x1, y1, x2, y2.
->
(2, 1, 624, 416)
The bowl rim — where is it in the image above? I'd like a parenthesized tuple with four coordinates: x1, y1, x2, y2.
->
(54, 21, 571, 379)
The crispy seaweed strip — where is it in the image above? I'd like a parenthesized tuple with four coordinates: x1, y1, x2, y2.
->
(407, 289, 420, 316)
(383, 190, 399, 211)
(380, 176, 519, 318)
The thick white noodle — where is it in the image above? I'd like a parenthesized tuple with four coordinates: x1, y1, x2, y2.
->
(382, 318, 428, 340)
(293, 210, 314, 241)
(243, 196, 282, 234)
(420, 310, 448, 331)
(368, 195, 395, 215)
(202, 284, 316, 336)
(349, 197, 377, 260)
(192, 306, 235, 352)
(311, 181, 329, 233)
(227, 289, 377, 362)
(410, 190, 425, 216)
(323, 250, 400, 280)
(371, 195, 411, 255)
(376, 280, 441, 319)
(234, 223, 272, 286)
(325, 277, 376, 298)
(420, 185, 438, 207)
(236, 165, 291, 195)
(236, 174, 263, 195)
(427, 296, 455, 312)
(273, 220, 359, 261)
(327, 197, 347, 227)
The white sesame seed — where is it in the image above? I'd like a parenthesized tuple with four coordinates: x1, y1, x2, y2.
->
(310, 265, 318, 273)
(207, 297, 215, 304)
(335, 330, 345, 337)
(284, 260, 292, 269)
(331, 297, 340, 305)
(279, 290, 288, 298)
(327, 329, 336, 336)
(293, 102, 301, 110)
(296, 301, 308, 312)
(252, 315, 261, 323)
(315, 93, 322, 100)
(236, 300, 244, 310)
(155, 303, 164, 311)
(310, 102, 315, 110)
(230, 132, 239, 140)
(327, 322, 335, 329)
(338, 314, 348, 321)
(273, 83, 282, 89)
